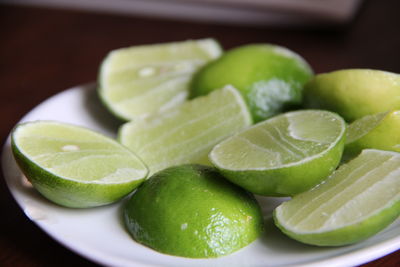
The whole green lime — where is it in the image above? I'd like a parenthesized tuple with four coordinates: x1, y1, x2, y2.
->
(124, 164, 263, 258)
(190, 44, 313, 122)
(303, 69, 400, 121)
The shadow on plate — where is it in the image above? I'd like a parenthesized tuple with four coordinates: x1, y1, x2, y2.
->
(82, 83, 124, 135)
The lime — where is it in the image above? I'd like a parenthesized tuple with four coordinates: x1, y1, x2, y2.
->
(98, 39, 222, 121)
(119, 85, 252, 175)
(274, 149, 400, 246)
(190, 44, 313, 122)
(209, 110, 346, 196)
(11, 121, 148, 208)
(124, 164, 263, 258)
(303, 69, 400, 121)
(345, 110, 400, 157)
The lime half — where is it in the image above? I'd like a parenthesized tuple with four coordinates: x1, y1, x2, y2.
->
(124, 164, 263, 258)
(99, 39, 222, 120)
(11, 121, 148, 208)
(119, 86, 252, 175)
(274, 149, 400, 246)
(210, 110, 346, 196)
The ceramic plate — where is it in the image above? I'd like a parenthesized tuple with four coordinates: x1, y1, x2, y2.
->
(2, 84, 400, 266)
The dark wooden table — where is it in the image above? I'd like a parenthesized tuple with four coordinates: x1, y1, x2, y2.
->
(1, 0, 399, 266)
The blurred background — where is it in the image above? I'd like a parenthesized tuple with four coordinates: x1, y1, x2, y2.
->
(0, 0, 399, 266)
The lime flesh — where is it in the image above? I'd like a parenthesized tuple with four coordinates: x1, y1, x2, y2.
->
(11, 121, 148, 208)
(210, 110, 346, 196)
(345, 110, 400, 157)
(99, 39, 222, 120)
(119, 86, 252, 175)
(124, 164, 263, 258)
(274, 149, 400, 246)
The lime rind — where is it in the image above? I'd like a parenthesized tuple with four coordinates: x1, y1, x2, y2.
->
(11, 121, 149, 208)
(98, 39, 223, 121)
(274, 149, 400, 246)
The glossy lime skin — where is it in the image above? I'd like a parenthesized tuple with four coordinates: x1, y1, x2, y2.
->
(124, 164, 263, 258)
(303, 69, 400, 122)
(190, 44, 313, 122)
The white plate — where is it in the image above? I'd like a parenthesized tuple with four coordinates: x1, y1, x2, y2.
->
(2, 83, 400, 267)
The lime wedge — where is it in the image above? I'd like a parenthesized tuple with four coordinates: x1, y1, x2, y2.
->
(274, 149, 400, 246)
(11, 121, 148, 208)
(303, 69, 400, 121)
(98, 39, 222, 120)
(124, 164, 263, 258)
(209, 110, 346, 196)
(345, 110, 400, 157)
(119, 86, 252, 175)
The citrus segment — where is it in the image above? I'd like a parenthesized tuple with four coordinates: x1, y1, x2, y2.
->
(303, 69, 400, 121)
(190, 44, 313, 122)
(345, 110, 400, 157)
(99, 39, 222, 120)
(11, 121, 148, 208)
(274, 149, 400, 246)
(124, 164, 263, 258)
(119, 86, 252, 175)
(210, 110, 346, 196)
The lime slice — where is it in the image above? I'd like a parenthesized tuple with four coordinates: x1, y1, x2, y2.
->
(209, 110, 346, 196)
(190, 44, 313, 122)
(119, 86, 252, 175)
(11, 121, 148, 208)
(345, 110, 400, 157)
(124, 164, 263, 258)
(303, 69, 400, 121)
(98, 39, 222, 120)
(274, 149, 400, 246)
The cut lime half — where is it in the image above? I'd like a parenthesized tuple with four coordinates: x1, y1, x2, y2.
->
(210, 110, 346, 196)
(11, 121, 148, 208)
(99, 39, 222, 120)
(274, 149, 400, 246)
(119, 86, 252, 175)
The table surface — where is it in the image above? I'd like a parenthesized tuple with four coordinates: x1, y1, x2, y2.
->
(1, 0, 399, 266)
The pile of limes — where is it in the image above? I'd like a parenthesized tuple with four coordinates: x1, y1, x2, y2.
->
(11, 39, 400, 258)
